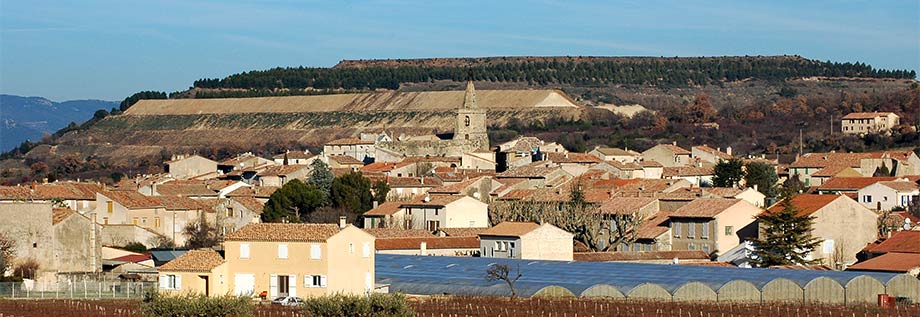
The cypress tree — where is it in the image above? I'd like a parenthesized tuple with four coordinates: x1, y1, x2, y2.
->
(751, 193, 822, 267)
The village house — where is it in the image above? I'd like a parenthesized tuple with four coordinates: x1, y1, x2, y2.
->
(325, 155, 364, 170)
(691, 145, 733, 164)
(380, 177, 443, 201)
(840, 112, 900, 135)
(323, 138, 376, 164)
(361, 161, 417, 177)
(0, 182, 104, 214)
(850, 231, 920, 275)
(594, 197, 662, 251)
(164, 155, 218, 180)
(157, 249, 227, 297)
(543, 152, 603, 177)
(427, 176, 500, 203)
(662, 164, 715, 187)
(641, 143, 692, 167)
(494, 137, 564, 172)
(701, 187, 767, 208)
(256, 165, 310, 187)
(495, 162, 573, 189)
(366, 228, 480, 256)
(362, 194, 488, 231)
(788, 151, 920, 187)
(460, 151, 497, 170)
(94, 191, 214, 246)
(764, 194, 878, 267)
(217, 153, 274, 175)
(479, 222, 574, 261)
(814, 176, 901, 195)
(0, 203, 101, 282)
(589, 147, 641, 163)
(272, 150, 315, 165)
(590, 161, 645, 179)
(150, 181, 218, 199)
(669, 198, 761, 257)
(856, 179, 919, 211)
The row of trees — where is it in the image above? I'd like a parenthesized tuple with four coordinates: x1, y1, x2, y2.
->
(193, 57, 915, 92)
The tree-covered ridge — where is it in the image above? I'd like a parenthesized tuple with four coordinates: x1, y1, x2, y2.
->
(193, 56, 915, 91)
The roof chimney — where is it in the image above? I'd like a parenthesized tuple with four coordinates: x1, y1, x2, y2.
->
(338, 216, 347, 229)
(725, 146, 732, 156)
(672, 141, 677, 146)
(420, 241, 428, 256)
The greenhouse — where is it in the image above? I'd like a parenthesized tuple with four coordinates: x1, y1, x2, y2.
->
(376, 254, 920, 304)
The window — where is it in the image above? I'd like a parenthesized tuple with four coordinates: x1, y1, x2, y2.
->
(349, 243, 354, 254)
(278, 244, 288, 259)
(702, 244, 710, 254)
(107, 201, 113, 214)
(310, 244, 321, 259)
(863, 195, 873, 203)
(673, 222, 681, 237)
(239, 243, 250, 259)
(132, 217, 138, 225)
(103, 217, 109, 225)
(305, 275, 327, 288)
(363, 242, 371, 258)
(464, 115, 470, 127)
(427, 220, 440, 231)
(724, 226, 733, 236)
(142, 217, 147, 225)
(688, 222, 695, 238)
(154, 217, 160, 227)
(160, 274, 180, 290)
(701, 223, 709, 239)
(688, 243, 696, 250)
(226, 207, 233, 218)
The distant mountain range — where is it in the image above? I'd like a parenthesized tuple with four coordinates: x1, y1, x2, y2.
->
(0, 94, 117, 152)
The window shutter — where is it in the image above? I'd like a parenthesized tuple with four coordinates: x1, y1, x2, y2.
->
(159, 275, 169, 289)
(289, 275, 297, 296)
(270, 275, 278, 297)
(240, 243, 250, 259)
(175, 275, 182, 290)
(311, 244, 321, 259)
(320, 275, 327, 287)
(362, 242, 370, 258)
(278, 244, 288, 259)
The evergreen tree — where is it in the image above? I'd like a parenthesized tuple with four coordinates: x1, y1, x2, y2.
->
(307, 159, 334, 205)
(372, 180, 390, 205)
(330, 172, 374, 215)
(873, 163, 891, 177)
(751, 192, 822, 267)
(261, 179, 325, 223)
(744, 161, 779, 198)
(712, 158, 746, 188)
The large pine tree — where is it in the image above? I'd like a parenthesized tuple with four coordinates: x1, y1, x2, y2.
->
(751, 193, 822, 267)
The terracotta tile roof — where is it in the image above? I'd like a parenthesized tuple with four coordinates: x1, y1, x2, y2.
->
(226, 186, 279, 198)
(876, 181, 920, 192)
(34, 183, 105, 200)
(765, 194, 842, 217)
(702, 187, 744, 198)
(816, 177, 898, 191)
(225, 223, 341, 242)
(810, 165, 857, 177)
(848, 252, 920, 273)
(438, 227, 490, 237)
(480, 222, 540, 237)
(692, 145, 733, 160)
(789, 151, 915, 169)
(52, 208, 76, 225)
(0, 186, 32, 200)
(328, 155, 363, 165)
(596, 197, 658, 215)
(841, 112, 896, 120)
(865, 231, 920, 254)
(671, 198, 743, 218)
(651, 144, 691, 155)
(155, 184, 217, 197)
(616, 179, 687, 193)
(635, 211, 672, 239)
(498, 137, 544, 153)
(361, 162, 412, 173)
(497, 189, 533, 200)
(680, 261, 737, 267)
(433, 169, 495, 183)
(402, 156, 461, 163)
(496, 164, 562, 179)
(545, 152, 602, 164)
(363, 228, 434, 238)
(428, 176, 484, 194)
(663, 165, 714, 177)
(375, 236, 479, 250)
(150, 196, 211, 211)
(272, 151, 313, 159)
(230, 196, 265, 214)
(326, 137, 374, 145)
(602, 160, 643, 171)
(102, 191, 162, 209)
(401, 194, 466, 207)
(259, 165, 308, 177)
(639, 160, 664, 167)
(111, 254, 152, 263)
(158, 249, 225, 272)
(574, 250, 709, 262)
(363, 201, 404, 216)
(205, 180, 240, 191)
(386, 177, 442, 188)
(881, 211, 920, 229)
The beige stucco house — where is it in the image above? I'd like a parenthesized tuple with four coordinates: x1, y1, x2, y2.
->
(589, 147, 640, 163)
(479, 222, 573, 261)
(165, 155, 218, 180)
(641, 143, 692, 167)
(669, 198, 761, 257)
(691, 145, 733, 164)
(363, 194, 488, 231)
(856, 179, 919, 211)
(764, 194, 878, 266)
(841, 112, 899, 135)
(160, 222, 375, 298)
(323, 138, 376, 164)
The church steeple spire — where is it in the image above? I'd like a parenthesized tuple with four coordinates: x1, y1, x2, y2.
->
(462, 80, 478, 109)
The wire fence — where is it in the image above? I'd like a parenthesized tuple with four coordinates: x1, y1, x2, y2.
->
(0, 281, 155, 300)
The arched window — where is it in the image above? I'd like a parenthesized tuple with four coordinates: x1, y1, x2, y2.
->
(464, 115, 471, 127)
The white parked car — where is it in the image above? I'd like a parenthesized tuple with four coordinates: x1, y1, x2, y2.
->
(271, 296, 304, 306)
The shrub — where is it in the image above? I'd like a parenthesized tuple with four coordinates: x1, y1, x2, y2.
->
(122, 242, 147, 253)
(13, 258, 40, 279)
(302, 293, 413, 317)
(140, 292, 253, 317)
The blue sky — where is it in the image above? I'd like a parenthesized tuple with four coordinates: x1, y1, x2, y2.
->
(1, 0, 918, 101)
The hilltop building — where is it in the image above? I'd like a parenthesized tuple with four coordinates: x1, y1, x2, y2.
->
(841, 112, 899, 135)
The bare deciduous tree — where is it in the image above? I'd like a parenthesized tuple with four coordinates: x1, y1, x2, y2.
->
(485, 263, 522, 299)
(0, 232, 16, 275)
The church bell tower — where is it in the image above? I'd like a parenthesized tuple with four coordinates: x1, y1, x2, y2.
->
(453, 80, 488, 149)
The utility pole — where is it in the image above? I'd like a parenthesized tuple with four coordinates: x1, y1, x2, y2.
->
(799, 128, 803, 156)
